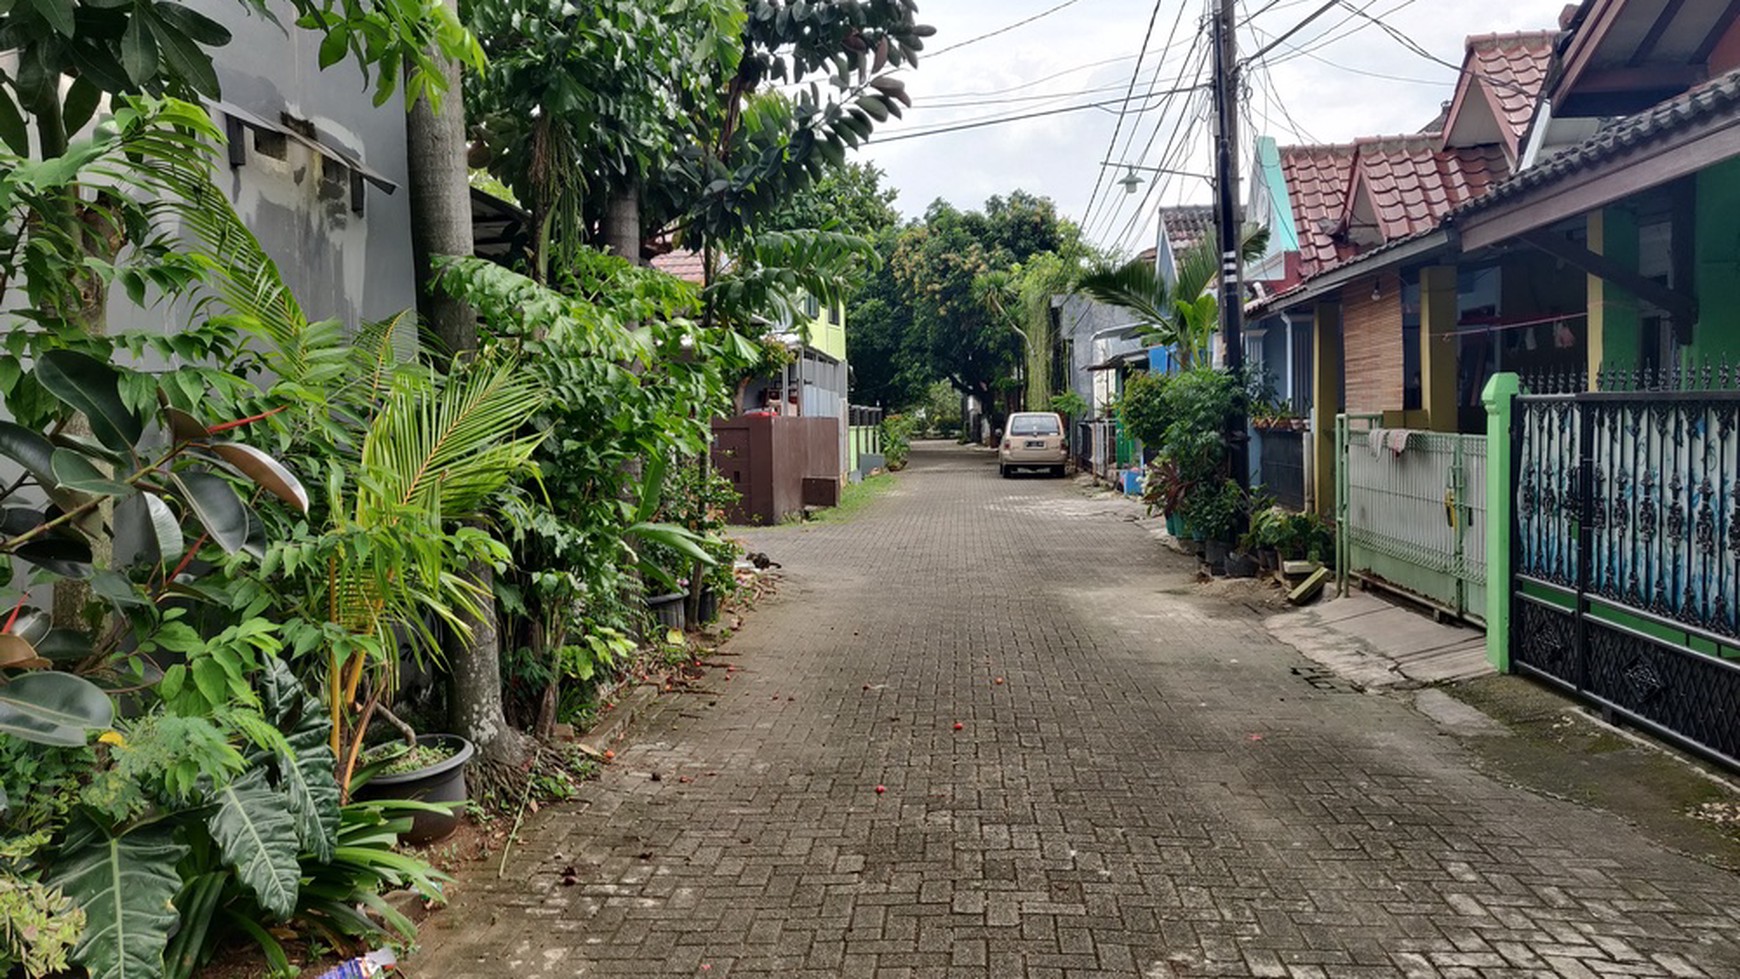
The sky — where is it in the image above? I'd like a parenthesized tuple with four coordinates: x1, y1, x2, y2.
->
(856, 0, 1575, 257)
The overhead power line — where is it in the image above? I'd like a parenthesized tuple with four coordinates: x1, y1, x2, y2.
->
(927, 0, 1094, 59)
(1241, 0, 1339, 65)
(1078, 0, 1177, 236)
(867, 84, 1207, 144)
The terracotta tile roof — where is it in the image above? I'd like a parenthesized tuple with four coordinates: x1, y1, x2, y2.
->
(1343, 134, 1510, 241)
(1278, 143, 1358, 277)
(1253, 67, 1740, 316)
(1156, 204, 1217, 253)
(651, 249, 707, 284)
(1446, 31, 1557, 159)
(1457, 66, 1740, 220)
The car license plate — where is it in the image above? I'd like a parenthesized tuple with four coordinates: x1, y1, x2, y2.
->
(1024, 440, 1046, 448)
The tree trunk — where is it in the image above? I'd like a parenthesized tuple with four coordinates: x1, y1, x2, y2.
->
(405, 3, 528, 767)
(407, 28, 477, 360)
(600, 183, 641, 265)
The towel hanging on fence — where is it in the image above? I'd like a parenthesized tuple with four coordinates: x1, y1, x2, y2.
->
(1366, 428, 1412, 457)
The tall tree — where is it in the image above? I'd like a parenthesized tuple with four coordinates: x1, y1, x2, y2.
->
(406, 0, 528, 769)
(891, 191, 1076, 432)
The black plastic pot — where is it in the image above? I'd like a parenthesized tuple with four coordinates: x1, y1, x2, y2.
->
(355, 734, 474, 845)
(1203, 539, 1229, 575)
(697, 588, 720, 625)
(1225, 550, 1259, 578)
(647, 592, 687, 632)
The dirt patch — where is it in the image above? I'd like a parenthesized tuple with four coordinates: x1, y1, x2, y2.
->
(1194, 574, 1295, 612)
(1447, 675, 1740, 870)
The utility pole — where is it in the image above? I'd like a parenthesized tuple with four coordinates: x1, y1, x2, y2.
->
(1211, 0, 1250, 496)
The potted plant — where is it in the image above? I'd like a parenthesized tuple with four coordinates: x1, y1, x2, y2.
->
(1187, 479, 1246, 575)
(355, 734, 476, 844)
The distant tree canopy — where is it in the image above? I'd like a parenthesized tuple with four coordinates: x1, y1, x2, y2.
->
(876, 191, 1080, 424)
(763, 161, 902, 240)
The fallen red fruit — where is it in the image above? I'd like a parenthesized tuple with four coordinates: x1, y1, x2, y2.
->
(994, 677, 1005, 685)
(874, 784, 886, 794)
(953, 722, 964, 731)
(603, 749, 616, 761)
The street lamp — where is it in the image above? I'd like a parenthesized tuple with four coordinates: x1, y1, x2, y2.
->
(1106, 160, 1215, 194)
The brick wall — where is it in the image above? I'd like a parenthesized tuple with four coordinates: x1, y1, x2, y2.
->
(1341, 284, 1403, 413)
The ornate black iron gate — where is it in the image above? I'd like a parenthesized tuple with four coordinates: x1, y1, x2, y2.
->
(1512, 380, 1740, 770)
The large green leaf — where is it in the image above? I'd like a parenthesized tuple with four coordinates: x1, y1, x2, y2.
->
(52, 448, 134, 497)
(51, 820, 188, 979)
(257, 660, 338, 861)
(207, 442, 308, 513)
(0, 671, 114, 746)
(34, 351, 145, 453)
(208, 769, 302, 918)
(170, 472, 249, 554)
(0, 420, 63, 487)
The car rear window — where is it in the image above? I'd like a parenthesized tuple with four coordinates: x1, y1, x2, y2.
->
(1010, 416, 1061, 436)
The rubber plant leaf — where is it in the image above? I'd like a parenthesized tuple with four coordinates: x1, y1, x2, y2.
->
(0, 420, 93, 513)
(0, 670, 114, 745)
(170, 472, 250, 554)
(207, 768, 301, 918)
(0, 633, 49, 669)
(51, 448, 134, 497)
(50, 819, 187, 979)
(208, 442, 309, 513)
(34, 350, 145, 453)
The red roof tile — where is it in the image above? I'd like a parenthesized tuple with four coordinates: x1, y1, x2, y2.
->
(1443, 30, 1556, 161)
(1278, 143, 1358, 277)
(651, 249, 707, 284)
(1342, 134, 1510, 242)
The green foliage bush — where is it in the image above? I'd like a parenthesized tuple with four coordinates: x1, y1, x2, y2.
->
(882, 413, 917, 470)
(1115, 372, 1169, 447)
(1048, 390, 1088, 420)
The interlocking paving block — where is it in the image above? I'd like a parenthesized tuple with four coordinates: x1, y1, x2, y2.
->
(412, 443, 1740, 979)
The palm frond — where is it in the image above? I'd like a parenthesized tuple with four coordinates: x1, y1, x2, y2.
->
(1075, 259, 1176, 334)
(357, 359, 549, 522)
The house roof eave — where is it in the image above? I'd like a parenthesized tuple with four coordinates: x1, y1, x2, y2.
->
(1247, 228, 1456, 316)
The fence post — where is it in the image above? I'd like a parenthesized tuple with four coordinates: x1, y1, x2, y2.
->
(1482, 372, 1520, 672)
(1335, 413, 1348, 597)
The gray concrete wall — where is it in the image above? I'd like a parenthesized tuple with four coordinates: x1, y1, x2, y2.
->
(1056, 295, 1143, 414)
(109, 0, 417, 344)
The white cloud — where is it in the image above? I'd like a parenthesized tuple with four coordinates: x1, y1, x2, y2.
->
(860, 0, 1569, 254)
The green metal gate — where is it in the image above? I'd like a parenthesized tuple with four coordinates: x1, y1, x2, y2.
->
(1336, 414, 1486, 624)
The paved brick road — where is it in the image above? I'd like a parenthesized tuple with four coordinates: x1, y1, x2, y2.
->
(414, 442, 1740, 978)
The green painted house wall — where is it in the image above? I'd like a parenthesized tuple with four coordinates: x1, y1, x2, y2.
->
(1694, 157, 1740, 364)
(807, 299, 847, 363)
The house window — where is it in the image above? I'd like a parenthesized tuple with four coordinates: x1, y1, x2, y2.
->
(804, 294, 820, 319)
(828, 303, 841, 325)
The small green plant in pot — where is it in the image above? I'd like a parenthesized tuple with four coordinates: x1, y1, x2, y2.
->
(1185, 479, 1247, 574)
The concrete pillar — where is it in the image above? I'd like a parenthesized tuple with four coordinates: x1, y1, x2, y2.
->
(1420, 265, 1460, 430)
(1310, 301, 1342, 517)
(1587, 208, 1640, 387)
(1482, 372, 1520, 672)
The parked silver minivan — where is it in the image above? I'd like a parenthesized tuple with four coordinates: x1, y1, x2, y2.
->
(998, 412, 1067, 477)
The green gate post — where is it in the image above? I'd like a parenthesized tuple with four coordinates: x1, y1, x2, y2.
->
(1335, 414, 1348, 597)
(1482, 373, 1520, 672)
